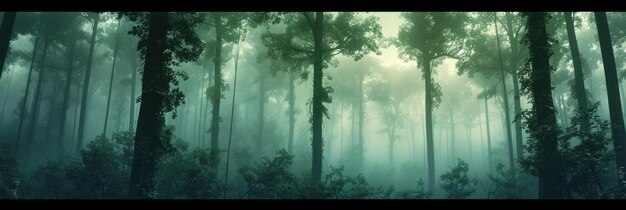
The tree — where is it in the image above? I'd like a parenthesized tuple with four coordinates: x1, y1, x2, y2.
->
(396, 12, 467, 192)
(0, 12, 16, 79)
(103, 17, 123, 136)
(205, 13, 244, 154)
(595, 12, 626, 190)
(75, 12, 100, 154)
(518, 12, 565, 199)
(440, 159, 477, 199)
(124, 12, 203, 198)
(262, 12, 382, 183)
(563, 12, 590, 133)
(368, 63, 417, 169)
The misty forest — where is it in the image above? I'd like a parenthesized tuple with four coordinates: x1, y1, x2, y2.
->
(2, 11, 626, 199)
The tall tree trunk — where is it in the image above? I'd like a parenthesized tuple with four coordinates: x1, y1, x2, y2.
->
(202, 66, 212, 147)
(422, 57, 435, 192)
(103, 19, 122, 136)
(128, 12, 170, 199)
(24, 40, 49, 156)
(505, 12, 525, 161)
(340, 101, 344, 162)
(311, 12, 324, 183)
(595, 12, 626, 188)
(258, 73, 265, 150)
(224, 25, 244, 197)
(57, 42, 75, 158)
(494, 13, 516, 170)
(527, 12, 564, 199)
(484, 96, 493, 171)
(288, 70, 295, 154)
(0, 12, 16, 79)
(0, 64, 15, 124)
(198, 66, 206, 146)
(564, 12, 590, 133)
(129, 58, 138, 133)
(15, 21, 41, 153)
(210, 14, 223, 152)
(76, 13, 100, 154)
(358, 75, 365, 171)
(448, 107, 456, 157)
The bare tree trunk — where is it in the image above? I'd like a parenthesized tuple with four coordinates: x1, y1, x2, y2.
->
(76, 13, 100, 154)
(103, 19, 122, 136)
(595, 11, 626, 189)
(0, 12, 16, 79)
(494, 13, 515, 171)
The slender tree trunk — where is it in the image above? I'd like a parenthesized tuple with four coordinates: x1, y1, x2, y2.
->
(448, 107, 456, 157)
(198, 67, 207, 147)
(103, 19, 122, 136)
(128, 12, 170, 199)
(494, 13, 516, 170)
(527, 12, 565, 199)
(224, 25, 244, 197)
(15, 21, 41, 153)
(340, 101, 344, 162)
(358, 75, 365, 172)
(504, 12, 525, 161)
(76, 13, 100, 154)
(57, 42, 75, 158)
(564, 12, 590, 133)
(24, 40, 49, 156)
(0, 12, 16, 79)
(422, 57, 435, 192)
(129, 58, 138, 133)
(210, 14, 223, 152)
(72, 86, 80, 148)
(595, 12, 626, 189)
(258, 73, 265, 150)
(203, 66, 212, 147)
(288, 70, 295, 153)
(484, 96, 493, 171)
(311, 12, 324, 183)
(0, 64, 15, 124)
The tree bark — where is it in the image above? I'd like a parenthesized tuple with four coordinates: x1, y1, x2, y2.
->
(505, 12, 525, 161)
(422, 57, 435, 192)
(76, 13, 100, 154)
(57, 42, 75, 158)
(0, 12, 16, 79)
(15, 21, 41, 153)
(128, 12, 170, 199)
(311, 12, 324, 183)
(494, 13, 516, 171)
(595, 12, 626, 188)
(527, 12, 564, 199)
(210, 14, 223, 152)
(564, 12, 590, 133)
(129, 57, 138, 133)
(484, 96, 493, 171)
(24, 40, 49, 157)
(103, 19, 122, 136)
(288, 70, 295, 154)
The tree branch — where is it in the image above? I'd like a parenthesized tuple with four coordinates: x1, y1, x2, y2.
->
(302, 12, 315, 31)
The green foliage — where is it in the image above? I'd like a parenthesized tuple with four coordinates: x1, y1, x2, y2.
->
(0, 144, 19, 199)
(123, 12, 205, 119)
(397, 179, 431, 199)
(440, 159, 478, 199)
(238, 149, 382, 199)
(520, 104, 615, 198)
(238, 149, 298, 198)
(66, 134, 129, 198)
(486, 164, 534, 198)
(157, 142, 224, 198)
(26, 160, 72, 199)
